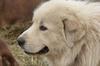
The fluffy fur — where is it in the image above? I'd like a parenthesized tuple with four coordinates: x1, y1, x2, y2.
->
(18, 0, 100, 66)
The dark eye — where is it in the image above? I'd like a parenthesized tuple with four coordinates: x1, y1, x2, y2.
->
(40, 25, 48, 31)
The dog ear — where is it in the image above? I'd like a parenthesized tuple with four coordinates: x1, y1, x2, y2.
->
(62, 18, 80, 32)
(62, 18, 86, 48)
(62, 18, 80, 48)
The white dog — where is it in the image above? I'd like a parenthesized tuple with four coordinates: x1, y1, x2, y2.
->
(17, 0, 100, 66)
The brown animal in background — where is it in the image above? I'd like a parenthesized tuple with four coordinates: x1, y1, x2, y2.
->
(0, 0, 48, 27)
(0, 39, 19, 66)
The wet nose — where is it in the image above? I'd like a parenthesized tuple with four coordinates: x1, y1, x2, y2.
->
(17, 38, 25, 48)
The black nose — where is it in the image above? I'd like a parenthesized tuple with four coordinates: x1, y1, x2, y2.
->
(17, 38, 25, 48)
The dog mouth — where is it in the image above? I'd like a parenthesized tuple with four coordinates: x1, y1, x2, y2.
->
(24, 46, 49, 55)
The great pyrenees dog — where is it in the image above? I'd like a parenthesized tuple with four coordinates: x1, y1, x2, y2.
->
(17, 0, 100, 66)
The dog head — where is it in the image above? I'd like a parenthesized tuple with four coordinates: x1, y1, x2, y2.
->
(17, 0, 100, 56)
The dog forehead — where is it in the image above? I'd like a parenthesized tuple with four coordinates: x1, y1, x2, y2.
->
(33, 0, 86, 20)
(33, 1, 67, 18)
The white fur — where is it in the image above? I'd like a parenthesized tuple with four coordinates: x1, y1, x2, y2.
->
(18, 0, 100, 66)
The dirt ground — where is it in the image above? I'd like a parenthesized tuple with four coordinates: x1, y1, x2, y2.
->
(0, 21, 48, 66)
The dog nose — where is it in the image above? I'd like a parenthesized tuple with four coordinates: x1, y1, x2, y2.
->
(17, 38, 25, 48)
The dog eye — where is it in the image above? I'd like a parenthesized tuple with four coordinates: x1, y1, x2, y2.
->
(39, 25, 48, 31)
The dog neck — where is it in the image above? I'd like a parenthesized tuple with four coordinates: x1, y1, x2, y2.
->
(44, 49, 76, 66)
(43, 39, 85, 66)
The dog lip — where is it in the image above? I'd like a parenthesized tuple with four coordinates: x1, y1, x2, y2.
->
(24, 46, 49, 55)
(24, 51, 34, 55)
